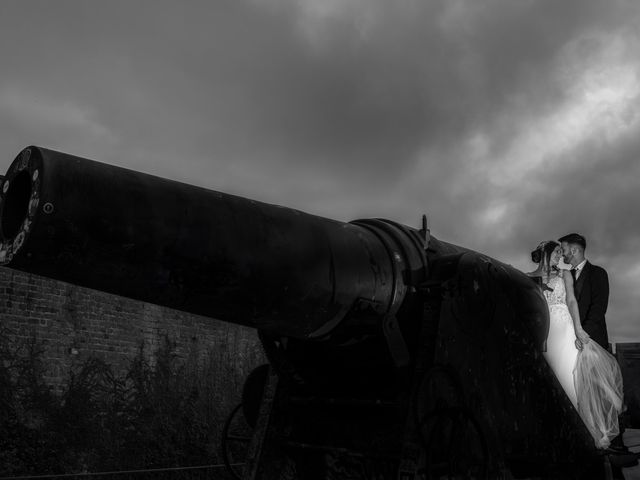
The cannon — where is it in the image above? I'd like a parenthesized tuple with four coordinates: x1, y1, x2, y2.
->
(0, 146, 607, 479)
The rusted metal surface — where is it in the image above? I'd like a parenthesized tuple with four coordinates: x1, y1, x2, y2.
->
(424, 252, 598, 478)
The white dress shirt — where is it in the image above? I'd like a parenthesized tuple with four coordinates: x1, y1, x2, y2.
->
(573, 259, 587, 279)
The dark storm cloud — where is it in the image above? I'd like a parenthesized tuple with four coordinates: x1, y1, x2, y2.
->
(502, 130, 640, 338)
(1, 0, 639, 340)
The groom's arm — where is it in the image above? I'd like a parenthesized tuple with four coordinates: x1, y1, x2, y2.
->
(584, 266, 609, 330)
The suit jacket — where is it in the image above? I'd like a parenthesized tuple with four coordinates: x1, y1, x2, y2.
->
(573, 261, 609, 349)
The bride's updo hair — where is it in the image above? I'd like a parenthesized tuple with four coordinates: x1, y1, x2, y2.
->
(531, 240, 559, 273)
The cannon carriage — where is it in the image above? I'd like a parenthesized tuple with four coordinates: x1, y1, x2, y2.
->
(0, 146, 606, 479)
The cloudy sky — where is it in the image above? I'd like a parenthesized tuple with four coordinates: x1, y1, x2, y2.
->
(1, 0, 638, 342)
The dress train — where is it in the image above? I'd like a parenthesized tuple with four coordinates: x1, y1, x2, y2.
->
(541, 274, 624, 449)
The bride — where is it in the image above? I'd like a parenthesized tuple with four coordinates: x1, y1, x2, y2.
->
(528, 240, 624, 449)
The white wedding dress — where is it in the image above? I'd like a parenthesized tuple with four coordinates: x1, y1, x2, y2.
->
(543, 274, 579, 408)
(542, 274, 624, 449)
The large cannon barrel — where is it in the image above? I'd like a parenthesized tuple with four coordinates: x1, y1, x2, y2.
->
(0, 146, 453, 340)
(2, 146, 602, 478)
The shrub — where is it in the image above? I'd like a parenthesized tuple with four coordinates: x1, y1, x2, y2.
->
(0, 333, 230, 475)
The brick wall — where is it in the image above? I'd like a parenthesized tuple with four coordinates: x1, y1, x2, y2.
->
(0, 266, 266, 402)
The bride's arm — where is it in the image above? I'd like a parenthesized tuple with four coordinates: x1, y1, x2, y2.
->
(562, 270, 590, 345)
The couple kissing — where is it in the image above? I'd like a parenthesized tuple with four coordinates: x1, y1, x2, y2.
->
(527, 233, 623, 450)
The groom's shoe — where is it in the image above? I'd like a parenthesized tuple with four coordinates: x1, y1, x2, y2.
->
(607, 443, 630, 454)
(605, 450, 639, 469)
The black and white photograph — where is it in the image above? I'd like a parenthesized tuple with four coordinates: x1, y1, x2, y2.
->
(1, 1, 639, 479)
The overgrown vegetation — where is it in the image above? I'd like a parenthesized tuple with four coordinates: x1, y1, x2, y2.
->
(0, 332, 233, 476)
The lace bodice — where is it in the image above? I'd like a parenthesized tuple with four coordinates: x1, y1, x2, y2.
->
(544, 274, 567, 306)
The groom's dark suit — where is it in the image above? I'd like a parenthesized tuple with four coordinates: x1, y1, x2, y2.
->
(573, 261, 609, 349)
(575, 260, 630, 455)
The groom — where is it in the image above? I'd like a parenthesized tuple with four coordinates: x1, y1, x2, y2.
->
(558, 233, 633, 457)
(557, 233, 609, 350)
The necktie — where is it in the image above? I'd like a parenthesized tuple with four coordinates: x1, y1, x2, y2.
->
(571, 268, 577, 281)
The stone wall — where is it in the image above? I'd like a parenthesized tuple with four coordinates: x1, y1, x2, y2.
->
(0, 266, 265, 401)
(617, 343, 640, 428)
